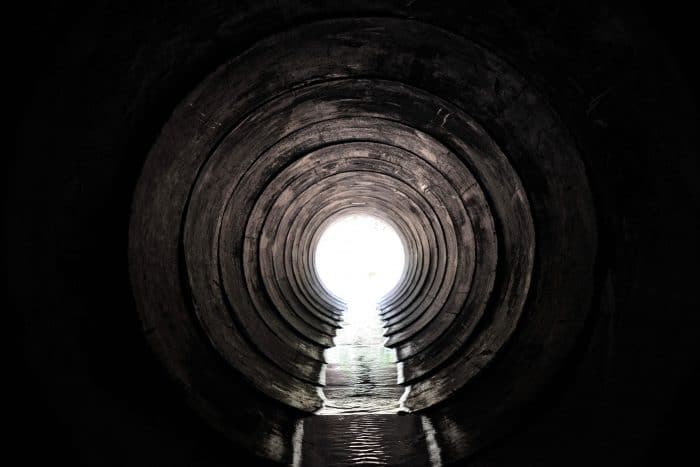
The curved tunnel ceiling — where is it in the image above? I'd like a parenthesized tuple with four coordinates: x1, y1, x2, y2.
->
(129, 17, 596, 454)
(13, 2, 699, 466)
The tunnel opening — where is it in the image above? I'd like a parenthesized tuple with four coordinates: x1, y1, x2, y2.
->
(314, 212, 406, 414)
(314, 212, 405, 307)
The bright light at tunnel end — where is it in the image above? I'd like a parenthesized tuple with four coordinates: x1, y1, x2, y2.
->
(315, 213, 405, 308)
(315, 212, 407, 411)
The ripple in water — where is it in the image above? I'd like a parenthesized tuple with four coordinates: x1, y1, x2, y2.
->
(319, 300, 403, 415)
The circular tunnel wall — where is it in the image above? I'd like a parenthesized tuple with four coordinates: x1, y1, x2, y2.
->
(14, 2, 698, 466)
(129, 15, 595, 438)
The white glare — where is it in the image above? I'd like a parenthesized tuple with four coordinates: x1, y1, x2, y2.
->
(315, 213, 405, 308)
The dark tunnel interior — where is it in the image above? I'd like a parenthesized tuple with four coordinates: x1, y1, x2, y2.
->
(10, 1, 700, 466)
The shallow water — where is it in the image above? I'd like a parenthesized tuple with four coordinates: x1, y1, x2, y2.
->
(299, 303, 437, 465)
(319, 301, 403, 415)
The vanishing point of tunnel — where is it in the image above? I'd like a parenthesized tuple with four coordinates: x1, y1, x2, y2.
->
(14, 2, 699, 466)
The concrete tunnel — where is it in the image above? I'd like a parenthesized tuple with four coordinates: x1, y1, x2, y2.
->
(12, 2, 699, 466)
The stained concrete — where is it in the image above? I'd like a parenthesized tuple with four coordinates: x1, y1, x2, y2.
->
(13, 2, 699, 466)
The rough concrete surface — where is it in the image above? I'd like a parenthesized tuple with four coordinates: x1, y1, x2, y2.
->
(12, 2, 698, 466)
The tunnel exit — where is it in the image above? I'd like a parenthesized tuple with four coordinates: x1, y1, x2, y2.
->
(314, 213, 405, 414)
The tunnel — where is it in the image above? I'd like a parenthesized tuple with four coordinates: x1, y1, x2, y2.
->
(12, 2, 699, 466)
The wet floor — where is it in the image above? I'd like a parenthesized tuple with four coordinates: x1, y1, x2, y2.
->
(295, 302, 435, 466)
(319, 301, 405, 414)
(301, 414, 431, 466)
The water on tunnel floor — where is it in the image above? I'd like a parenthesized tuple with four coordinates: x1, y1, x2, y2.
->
(319, 300, 404, 415)
(302, 300, 434, 466)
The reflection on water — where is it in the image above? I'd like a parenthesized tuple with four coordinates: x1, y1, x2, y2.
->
(301, 213, 437, 464)
(319, 300, 403, 415)
(299, 300, 443, 466)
